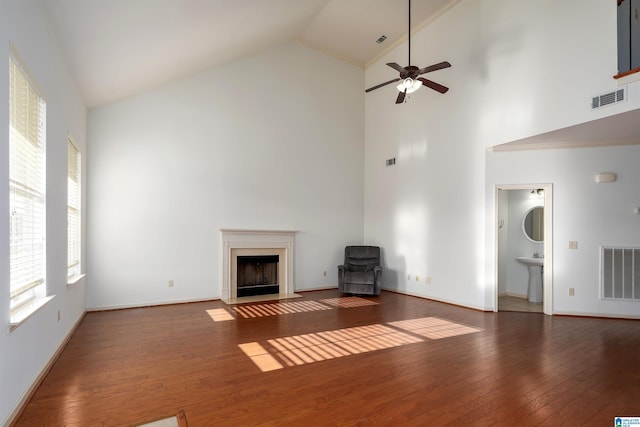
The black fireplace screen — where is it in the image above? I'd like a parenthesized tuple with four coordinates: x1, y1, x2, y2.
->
(236, 255, 279, 297)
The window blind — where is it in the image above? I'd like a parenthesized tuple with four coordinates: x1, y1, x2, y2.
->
(68, 139, 81, 279)
(9, 55, 46, 315)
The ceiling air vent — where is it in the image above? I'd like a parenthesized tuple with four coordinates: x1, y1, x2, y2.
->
(385, 157, 396, 166)
(376, 35, 388, 44)
(592, 87, 626, 109)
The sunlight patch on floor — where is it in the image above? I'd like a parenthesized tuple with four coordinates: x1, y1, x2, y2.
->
(320, 297, 380, 308)
(238, 342, 284, 372)
(240, 324, 420, 372)
(206, 308, 235, 322)
(233, 300, 332, 318)
(209, 296, 380, 321)
(388, 317, 482, 339)
(239, 316, 482, 372)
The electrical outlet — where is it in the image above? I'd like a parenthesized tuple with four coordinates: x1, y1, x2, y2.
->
(425, 277, 431, 284)
(168, 280, 174, 288)
(57, 310, 61, 322)
(568, 241, 578, 250)
(407, 274, 411, 281)
(323, 270, 327, 277)
(415, 275, 420, 282)
(569, 288, 575, 296)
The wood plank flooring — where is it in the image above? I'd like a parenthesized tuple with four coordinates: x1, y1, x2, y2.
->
(498, 295, 544, 313)
(12, 290, 640, 426)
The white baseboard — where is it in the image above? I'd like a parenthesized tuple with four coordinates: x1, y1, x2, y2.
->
(381, 287, 491, 312)
(87, 296, 218, 312)
(554, 310, 640, 320)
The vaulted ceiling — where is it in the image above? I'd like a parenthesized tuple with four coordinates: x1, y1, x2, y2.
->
(43, 0, 457, 108)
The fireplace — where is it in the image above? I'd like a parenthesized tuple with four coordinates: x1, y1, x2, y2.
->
(220, 229, 296, 303)
(236, 255, 279, 297)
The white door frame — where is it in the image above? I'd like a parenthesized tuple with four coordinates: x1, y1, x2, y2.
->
(494, 184, 553, 315)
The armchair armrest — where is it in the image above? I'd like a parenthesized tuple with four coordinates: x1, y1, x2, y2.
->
(337, 264, 346, 288)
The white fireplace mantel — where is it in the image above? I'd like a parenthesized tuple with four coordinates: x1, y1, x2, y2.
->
(220, 229, 296, 303)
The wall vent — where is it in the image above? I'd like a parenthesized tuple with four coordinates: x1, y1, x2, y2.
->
(601, 246, 640, 301)
(592, 87, 626, 109)
(376, 35, 388, 44)
(385, 157, 396, 166)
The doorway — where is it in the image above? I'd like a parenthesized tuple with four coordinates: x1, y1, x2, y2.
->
(495, 184, 553, 314)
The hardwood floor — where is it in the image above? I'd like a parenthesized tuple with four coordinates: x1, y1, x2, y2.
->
(13, 290, 640, 426)
(498, 295, 543, 313)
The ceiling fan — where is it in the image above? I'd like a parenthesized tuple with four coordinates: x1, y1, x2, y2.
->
(365, 0, 451, 104)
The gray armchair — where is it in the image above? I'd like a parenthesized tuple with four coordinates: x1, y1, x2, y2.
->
(338, 246, 382, 295)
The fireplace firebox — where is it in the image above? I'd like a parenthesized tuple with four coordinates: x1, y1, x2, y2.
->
(236, 255, 279, 297)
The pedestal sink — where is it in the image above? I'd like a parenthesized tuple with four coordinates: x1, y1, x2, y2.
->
(516, 257, 543, 303)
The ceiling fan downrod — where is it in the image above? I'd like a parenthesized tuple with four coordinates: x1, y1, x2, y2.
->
(363, 0, 451, 104)
(408, 0, 411, 67)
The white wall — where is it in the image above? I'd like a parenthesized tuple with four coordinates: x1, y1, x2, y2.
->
(87, 42, 364, 309)
(365, 0, 640, 312)
(0, 0, 88, 424)
(487, 145, 640, 318)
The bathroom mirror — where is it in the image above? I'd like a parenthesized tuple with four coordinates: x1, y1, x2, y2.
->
(523, 206, 544, 242)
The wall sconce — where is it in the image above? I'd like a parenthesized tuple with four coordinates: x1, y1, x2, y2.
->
(594, 173, 616, 183)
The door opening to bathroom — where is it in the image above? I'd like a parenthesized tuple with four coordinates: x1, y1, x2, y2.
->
(495, 185, 553, 315)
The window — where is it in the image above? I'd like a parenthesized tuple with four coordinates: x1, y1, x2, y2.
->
(67, 139, 81, 280)
(9, 53, 47, 320)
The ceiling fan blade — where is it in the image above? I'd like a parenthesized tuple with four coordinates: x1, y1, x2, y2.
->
(396, 89, 407, 104)
(365, 78, 401, 93)
(417, 61, 451, 75)
(418, 78, 449, 94)
(386, 62, 406, 73)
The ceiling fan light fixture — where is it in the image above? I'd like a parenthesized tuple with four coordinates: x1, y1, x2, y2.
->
(364, 0, 451, 103)
(396, 78, 422, 94)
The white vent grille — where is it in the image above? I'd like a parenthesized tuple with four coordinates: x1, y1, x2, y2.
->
(601, 246, 640, 301)
(592, 88, 626, 109)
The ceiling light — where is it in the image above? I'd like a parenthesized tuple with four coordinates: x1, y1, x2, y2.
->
(529, 189, 544, 199)
(396, 78, 422, 94)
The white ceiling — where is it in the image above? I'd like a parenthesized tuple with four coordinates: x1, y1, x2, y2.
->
(41, 0, 640, 148)
(42, 0, 457, 108)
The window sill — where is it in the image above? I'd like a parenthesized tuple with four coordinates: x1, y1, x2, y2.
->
(9, 295, 56, 332)
(613, 67, 640, 80)
(67, 273, 86, 287)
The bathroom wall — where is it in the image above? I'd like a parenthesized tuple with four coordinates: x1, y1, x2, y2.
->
(500, 189, 544, 298)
